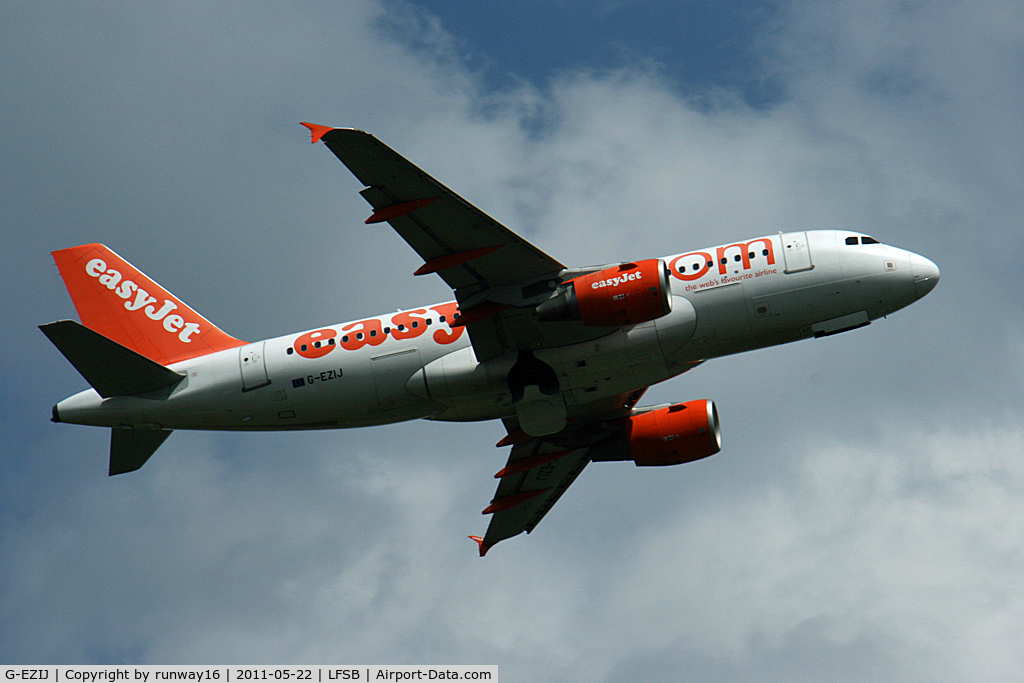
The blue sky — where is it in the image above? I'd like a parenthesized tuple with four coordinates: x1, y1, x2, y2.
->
(400, 0, 785, 106)
(2, 1, 1024, 681)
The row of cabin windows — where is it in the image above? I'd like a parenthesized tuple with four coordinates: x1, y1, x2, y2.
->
(284, 315, 447, 354)
(846, 235, 880, 245)
(677, 249, 772, 274)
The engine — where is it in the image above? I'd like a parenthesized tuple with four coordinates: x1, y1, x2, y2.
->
(536, 259, 672, 327)
(591, 400, 722, 466)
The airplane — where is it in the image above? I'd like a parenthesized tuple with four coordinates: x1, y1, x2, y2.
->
(41, 123, 940, 556)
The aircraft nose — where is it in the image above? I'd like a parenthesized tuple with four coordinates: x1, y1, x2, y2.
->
(910, 253, 940, 299)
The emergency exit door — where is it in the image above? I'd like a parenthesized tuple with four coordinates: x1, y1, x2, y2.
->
(239, 342, 270, 391)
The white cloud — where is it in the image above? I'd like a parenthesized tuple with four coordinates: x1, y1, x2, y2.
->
(577, 419, 1024, 681)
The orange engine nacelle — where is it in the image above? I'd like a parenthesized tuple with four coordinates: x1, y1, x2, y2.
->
(628, 400, 721, 466)
(536, 259, 672, 327)
(592, 400, 722, 467)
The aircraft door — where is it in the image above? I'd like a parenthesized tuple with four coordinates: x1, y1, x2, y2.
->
(781, 232, 814, 273)
(239, 342, 271, 391)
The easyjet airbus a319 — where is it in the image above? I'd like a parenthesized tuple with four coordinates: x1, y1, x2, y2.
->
(42, 123, 940, 555)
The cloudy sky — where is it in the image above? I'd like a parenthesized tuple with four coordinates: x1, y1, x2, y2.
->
(2, 0, 1023, 679)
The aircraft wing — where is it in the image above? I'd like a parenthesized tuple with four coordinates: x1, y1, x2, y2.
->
(304, 124, 572, 360)
(475, 432, 592, 556)
(472, 389, 648, 556)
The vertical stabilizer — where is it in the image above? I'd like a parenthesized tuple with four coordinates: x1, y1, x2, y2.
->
(52, 244, 246, 365)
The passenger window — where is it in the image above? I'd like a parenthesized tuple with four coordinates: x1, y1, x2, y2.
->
(845, 236, 859, 245)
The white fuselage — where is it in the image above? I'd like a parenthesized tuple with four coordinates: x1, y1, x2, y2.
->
(54, 230, 939, 432)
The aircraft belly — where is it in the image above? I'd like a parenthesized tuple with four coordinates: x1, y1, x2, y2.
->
(687, 283, 753, 347)
(419, 346, 514, 422)
(125, 350, 238, 429)
(267, 344, 429, 428)
(549, 322, 671, 406)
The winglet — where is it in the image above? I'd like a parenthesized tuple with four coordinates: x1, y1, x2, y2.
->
(300, 122, 334, 144)
(468, 535, 493, 557)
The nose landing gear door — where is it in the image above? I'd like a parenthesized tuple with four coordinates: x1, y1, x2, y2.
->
(781, 232, 814, 273)
(239, 342, 271, 391)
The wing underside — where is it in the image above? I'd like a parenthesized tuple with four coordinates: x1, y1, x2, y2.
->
(476, 435, 592, 555)
(473, 388, 649, 555)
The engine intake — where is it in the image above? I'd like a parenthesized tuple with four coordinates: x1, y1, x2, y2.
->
(592, 400, 722, 466)
(537, 259, 672, 327)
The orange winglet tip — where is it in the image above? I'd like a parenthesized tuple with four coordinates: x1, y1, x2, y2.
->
(495, 450, 574, 478)
(366, 197, 439, 224)
(468, 535, 492, 557)
(482, 488, 551, 515)
(414, 245, 503, 276)
(300, 122, 333, 143)
(450, 302, 508, 328)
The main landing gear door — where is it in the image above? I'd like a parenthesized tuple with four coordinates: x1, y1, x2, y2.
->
(239, 342, 270, 391)
(781, 232, 814, 274)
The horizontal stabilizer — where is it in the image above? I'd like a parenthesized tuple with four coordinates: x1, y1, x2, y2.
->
(40, 320, 185, 398)
(110, 427, 173, 475)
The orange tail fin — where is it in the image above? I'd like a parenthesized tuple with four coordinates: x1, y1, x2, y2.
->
(52, 244, 246, 366)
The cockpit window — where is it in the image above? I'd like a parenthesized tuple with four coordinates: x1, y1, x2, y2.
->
(845, 236, 858, 245)
(862, 236, 880, 244)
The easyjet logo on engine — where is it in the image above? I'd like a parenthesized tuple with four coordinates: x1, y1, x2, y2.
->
(84, 258, 202, 342)
(591, 271, 642, 289)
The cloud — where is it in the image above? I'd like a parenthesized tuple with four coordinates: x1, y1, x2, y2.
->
(580, 418, 1024, 681)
